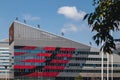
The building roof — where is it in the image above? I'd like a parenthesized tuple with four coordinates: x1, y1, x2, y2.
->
(0, 39, 9, 47)
(0, 38, 9, 42)
(9, 20, 96, 51)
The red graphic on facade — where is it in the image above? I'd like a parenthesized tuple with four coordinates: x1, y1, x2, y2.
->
(37, 53, 52, 57)
(14, 65, 36, 69)
(14, 46, 76, 78)
(22, 46, 36, 50)
(56, 53, 72, 58)
(25, 72, 59, 77)
(14, 52, 26, 56)
(44, 66, 65, 70)
(21, 59, 46, 62)
(60, 48, 75, 51)
(43, 47, 56, 51)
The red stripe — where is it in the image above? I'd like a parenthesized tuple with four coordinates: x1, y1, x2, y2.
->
(21, 59, 45, 62)
(50, 60, 69, 64)
(14, 52, 26, 56)
(60, 48, 75, 51)
(56, 53, 72, 58)
(25, 72, 59, 77)
(44, 66, 65, 70)
(37, 53, 52, 57)
(43, 47, 56, 51)
(14, 65, 36, 69)
(22, 46, 36, 50)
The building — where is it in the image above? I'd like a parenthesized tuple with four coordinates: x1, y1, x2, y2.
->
(9, 21, 120, 80)
(0, 39, 12, 80)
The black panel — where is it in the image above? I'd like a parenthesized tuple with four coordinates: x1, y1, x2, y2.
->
(14, 46, 25, 49)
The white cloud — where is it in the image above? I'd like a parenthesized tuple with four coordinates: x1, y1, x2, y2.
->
(79, 23, 89, 31)
(22, 14, 40, 21)
(61, 23, 90, 34)
(61, 24, 78, 33)
(58, 6, 86, 20)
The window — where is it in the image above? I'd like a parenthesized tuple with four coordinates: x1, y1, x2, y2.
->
(66, 63, 69, 67)
(80, 63, 83, 68)
(63, 57, 67, 60)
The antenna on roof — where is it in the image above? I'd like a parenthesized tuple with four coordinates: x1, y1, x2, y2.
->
(24, 20, 26, 23)
(15, 17, 18, 20)
(61, 32, 64, 36)
(37, 24, 40, 29)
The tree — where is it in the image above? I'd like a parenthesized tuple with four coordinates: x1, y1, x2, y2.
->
(84, 0, 120, 54)
(75, 75, 82, 80)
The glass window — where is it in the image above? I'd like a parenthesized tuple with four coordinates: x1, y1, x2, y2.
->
(66, 63, 69, 67)
(80, 63, 83, 68)
(63, 57, 67, 60)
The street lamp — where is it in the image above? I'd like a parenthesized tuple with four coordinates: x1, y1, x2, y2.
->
(4, 66, 8, 80)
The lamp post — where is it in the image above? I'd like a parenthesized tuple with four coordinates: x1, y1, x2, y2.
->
(101, 42, 104, 80)
(107, 53, 109, 80)
(4, 66, 8, 80)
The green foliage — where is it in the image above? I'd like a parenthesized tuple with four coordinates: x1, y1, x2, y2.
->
(84, 0, 120, 54)
(75, 75, 82, 80)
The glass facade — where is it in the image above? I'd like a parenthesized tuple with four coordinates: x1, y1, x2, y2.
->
(14, 46, 120, 80)
(0, 41, 11, 79)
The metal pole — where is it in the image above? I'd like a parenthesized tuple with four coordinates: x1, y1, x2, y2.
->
(111, 54, 113, 80)
(4, 66, 7, 80)
(101, 42, 104, 80)
(6, 70, 7, 80)
(101, 50, 104, 80)
(110, 30, 113, 80)
(107, 53, 109, 80)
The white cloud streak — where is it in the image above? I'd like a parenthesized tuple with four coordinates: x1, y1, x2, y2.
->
(22, 14, 40, 21)
(79, 23, 89, 31)
(61, 24, 78, 33)
(61, 23, 89, 34)
(58, 6, 86, 20)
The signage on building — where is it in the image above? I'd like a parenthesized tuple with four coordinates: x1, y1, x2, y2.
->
(9, 23, 14, 45)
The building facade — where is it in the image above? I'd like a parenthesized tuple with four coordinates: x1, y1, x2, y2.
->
(0, 39, 12, 80)
(9, 21, 120, 80)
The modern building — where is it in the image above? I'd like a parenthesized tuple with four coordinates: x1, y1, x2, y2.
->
(9, 21, 120, 80)
(0, 39, 12, 80)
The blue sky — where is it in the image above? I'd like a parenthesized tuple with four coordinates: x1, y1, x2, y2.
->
(0, 0, 99, 47)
